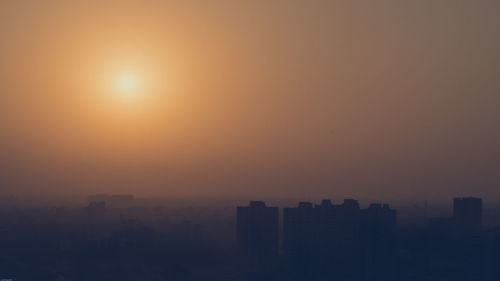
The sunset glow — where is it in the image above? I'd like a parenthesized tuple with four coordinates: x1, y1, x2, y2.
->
(118, 73, 139, 93)
(116, 73, 140, 99)
(1, 1, 499, 279)
(1, 0, 499, 200)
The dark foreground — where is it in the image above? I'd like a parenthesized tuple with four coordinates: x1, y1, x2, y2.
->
(0, 196, 499, 281)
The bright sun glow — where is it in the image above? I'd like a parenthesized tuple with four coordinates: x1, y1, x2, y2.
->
(117, 73, 140, 96)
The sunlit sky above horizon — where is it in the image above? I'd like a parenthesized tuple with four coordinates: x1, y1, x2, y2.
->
(1, 0, 500, 201)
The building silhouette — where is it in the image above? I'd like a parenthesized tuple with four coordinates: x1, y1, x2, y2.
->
(361, 203, 397, 281)
(283, 202, 317, 280)
(85, 201, 106, 213)
(485, 227, 500, 281)
(315, 199, 363, 281)
(87, 194, 109, 204)
(426, 197, 485, 280)
(236, 201, 279, 280)
(453, 197, 482, 233)
(87, 194, 135, 208)
(278, 199, 396, 281)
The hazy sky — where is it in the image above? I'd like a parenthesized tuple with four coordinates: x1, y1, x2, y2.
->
(1, 0, 500, 201)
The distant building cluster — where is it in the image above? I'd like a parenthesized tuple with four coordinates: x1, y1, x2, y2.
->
(425, 197, 485, 280)
(87, 193, 135, 209)
(237, 197, 484, 281)
(237, 199, 396, 281)
(428, 197, 483, 235)
(453, 197, 482, 232)
(0, 194, 495, 281)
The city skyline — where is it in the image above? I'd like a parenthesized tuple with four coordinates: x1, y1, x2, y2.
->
(235, 197, 482, 281)
(2, 1, 500, 280)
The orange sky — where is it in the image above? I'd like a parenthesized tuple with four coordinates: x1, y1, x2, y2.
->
(1, 0, 500, 201)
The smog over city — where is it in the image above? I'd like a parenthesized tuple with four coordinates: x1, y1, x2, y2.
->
(1, 1, 500, 281)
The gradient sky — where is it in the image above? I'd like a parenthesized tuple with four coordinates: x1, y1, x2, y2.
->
(1, 0, 500, 201)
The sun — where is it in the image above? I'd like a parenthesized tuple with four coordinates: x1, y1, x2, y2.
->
(117, 73, 140, 96)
